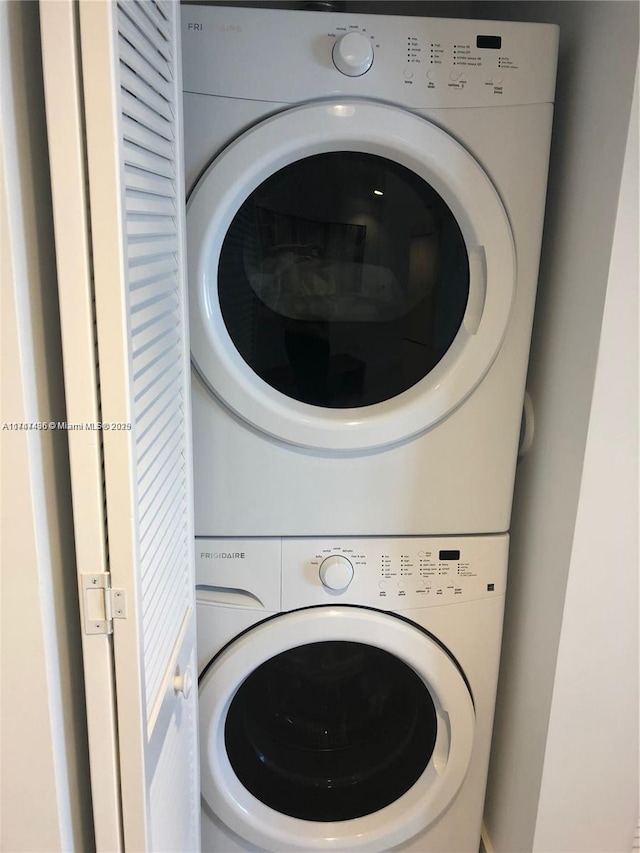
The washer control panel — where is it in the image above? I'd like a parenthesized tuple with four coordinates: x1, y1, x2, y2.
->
(282, 536, 508, 611)
(196, 535, 508, 612)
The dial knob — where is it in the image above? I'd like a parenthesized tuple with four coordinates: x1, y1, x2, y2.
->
(332, 32, 374, 77)
(319, 555, 354, 591)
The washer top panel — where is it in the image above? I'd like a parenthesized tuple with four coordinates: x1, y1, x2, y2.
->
(181, 5, 558, 109)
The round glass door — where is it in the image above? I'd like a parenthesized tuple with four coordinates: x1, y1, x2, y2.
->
(199, 606, 475, 851)
(224, 640, 438, 821)
(219, 152, 469, 408)
(188, 100, 515, 450)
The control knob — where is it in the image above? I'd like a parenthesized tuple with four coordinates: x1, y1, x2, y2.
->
(332, 32, 374, 77)
(319, 555, 354, 591)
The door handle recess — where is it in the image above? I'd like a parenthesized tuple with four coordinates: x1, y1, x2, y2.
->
(464, 246, 487, 335)
(432, 709, 451, 775)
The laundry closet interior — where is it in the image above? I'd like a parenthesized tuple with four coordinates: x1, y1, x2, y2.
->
(1, 1, 637, 852)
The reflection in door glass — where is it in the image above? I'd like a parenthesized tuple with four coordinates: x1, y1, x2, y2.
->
(225, 640, 438, 821)
(218, 152, 469, 408)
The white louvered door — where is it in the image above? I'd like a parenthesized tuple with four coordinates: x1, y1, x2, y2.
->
(77, 1, 199, 849)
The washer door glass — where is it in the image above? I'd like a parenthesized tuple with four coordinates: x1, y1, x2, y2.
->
(219, 152, 468, 408)
(224, 640, 438, 821)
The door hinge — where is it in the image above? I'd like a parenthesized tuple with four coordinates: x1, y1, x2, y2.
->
(81, 573, 127, 635)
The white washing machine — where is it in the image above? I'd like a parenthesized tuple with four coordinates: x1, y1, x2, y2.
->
(197, 534, 508, 851)
(183, 5, 558, 538)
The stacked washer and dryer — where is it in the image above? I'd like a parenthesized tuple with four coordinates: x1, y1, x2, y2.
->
(182, 6, 558, 851)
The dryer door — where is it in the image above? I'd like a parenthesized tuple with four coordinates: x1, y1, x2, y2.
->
(199, 606, 475, 851)
(188, 100, 515, 450)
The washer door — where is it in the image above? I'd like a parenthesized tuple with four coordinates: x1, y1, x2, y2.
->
(188, 100, 515, 451)
(199, 607, 475, 852)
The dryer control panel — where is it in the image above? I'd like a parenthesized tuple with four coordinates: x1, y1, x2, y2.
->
(182, 4, 558, 109)
(196, 534, 508, 613)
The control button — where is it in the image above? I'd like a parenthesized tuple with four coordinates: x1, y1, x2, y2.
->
(319, 555, 354, 591)
(485, 75, 494, 84)
(426, 68, 435, 81)
(378, 580, 387, 589)
(332, 32, 374, 77)
(404, 69, 414, 80)
(449, 70, 459, 81)
(494, 73, 503, 84)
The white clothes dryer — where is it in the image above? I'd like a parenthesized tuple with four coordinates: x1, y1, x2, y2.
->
(183, 6, 558, 537)
(196, 534, 508, 852)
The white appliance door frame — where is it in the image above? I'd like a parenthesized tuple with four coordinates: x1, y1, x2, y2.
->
(188, 100, 516, 451)
(47, 1, 201, 849)
(199, 606, 475, 852)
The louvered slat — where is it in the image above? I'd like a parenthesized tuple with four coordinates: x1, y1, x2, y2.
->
(128, 259, 178, 292)
(132, 333, 176, 377)
(132, 311, 176, 358)
(120, 1, 172, 61)
(129, 289, 179, 329)
(120, 64, 173, 122)
(121, 90, 174, 143)
(133, 356, 181, 410)
(130, 0, 172, 46)
(153, 0, 172, 20)
(133, 347, 178, 394)
(122, 116, 174, 161)
(137, 424, 183, 505)
(118, 9, 171, 78)
(119, 37, 174, 102)
(126, 213, 176, 238)
(141, 513, 186, 622)
(139, 0, 170, 29)
(128, 234, 179, 264)
(138, 436, 183, 520)
(139, 472, 184, 565)
(125, 164, 175, 199)
(126, 185, 176, 215)
(138, 449, 183, 527)
(135, 375, 183, 457)
(114, 0, 193, 724)
(124, 141, 175, 180)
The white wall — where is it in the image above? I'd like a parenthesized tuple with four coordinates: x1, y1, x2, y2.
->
(475, 2, 639, 851)
(0, 2, 93, 850)
(532, 65, 638, 851)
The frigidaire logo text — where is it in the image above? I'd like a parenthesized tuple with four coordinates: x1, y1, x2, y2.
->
(201, 552, 246, 560)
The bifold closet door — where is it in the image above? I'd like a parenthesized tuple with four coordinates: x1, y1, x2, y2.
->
(41, 1, 200, 849)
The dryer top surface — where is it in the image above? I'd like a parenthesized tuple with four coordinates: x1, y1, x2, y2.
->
(181, 4, 558, 109)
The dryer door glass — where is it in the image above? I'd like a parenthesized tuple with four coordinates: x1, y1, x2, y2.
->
(218, 152, 469, 408)
(224, 640, 438, 821)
